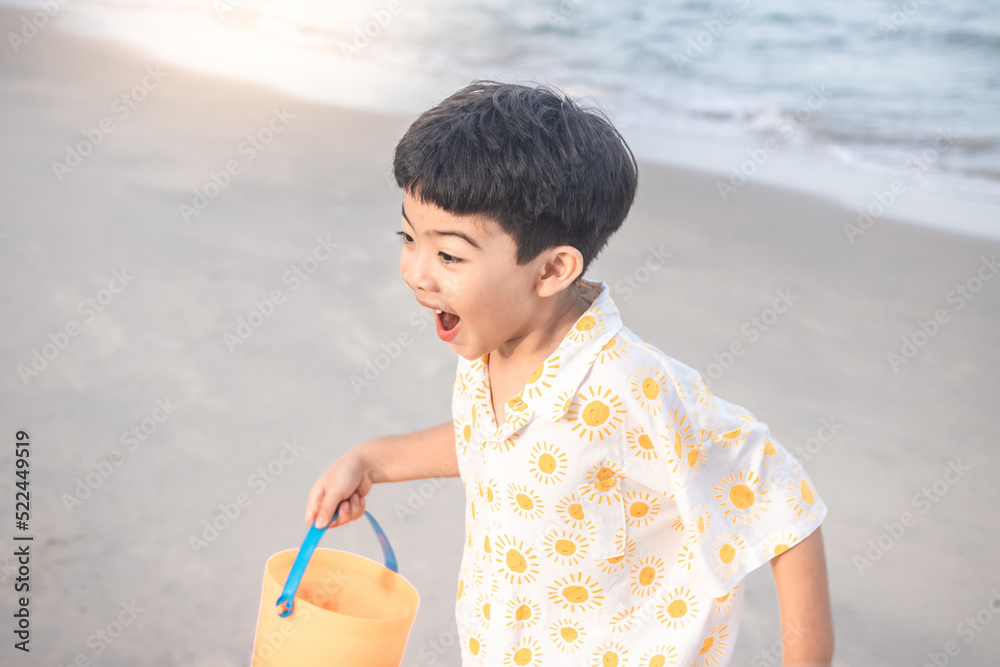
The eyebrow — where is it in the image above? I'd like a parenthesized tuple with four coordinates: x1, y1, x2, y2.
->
(402, 203, 482, 250)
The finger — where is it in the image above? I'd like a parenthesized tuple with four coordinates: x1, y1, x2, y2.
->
(345, 494, 362, 523)
(315, 491, 345, 529)
(306, 480, 323, 506)
(334, 498, 353, 526)
(305, 485, 324, 526)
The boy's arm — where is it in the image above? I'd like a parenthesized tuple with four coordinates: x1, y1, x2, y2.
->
(361, 421, 460, 483)
(771, 527, 834, 667)
(305, 421, 458, 529)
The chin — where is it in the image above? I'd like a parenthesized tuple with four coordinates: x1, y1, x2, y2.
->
(452, 345, 483, 361)
(448, 339, 489, 361)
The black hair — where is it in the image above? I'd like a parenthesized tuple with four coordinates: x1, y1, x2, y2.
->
(392, 80, 638, 274)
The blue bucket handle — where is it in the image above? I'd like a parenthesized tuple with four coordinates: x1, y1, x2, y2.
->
(275, 509, 398, 618)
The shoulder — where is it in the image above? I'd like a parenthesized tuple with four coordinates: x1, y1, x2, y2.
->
(600, 328, 755, 444)
(610, 327, 706, 400)
(576, 326, 696, 428)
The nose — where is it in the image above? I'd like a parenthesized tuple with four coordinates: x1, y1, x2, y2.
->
(400, 245, 436, 293)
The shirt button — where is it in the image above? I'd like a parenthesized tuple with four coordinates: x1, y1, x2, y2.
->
(491, 518, 501, 529)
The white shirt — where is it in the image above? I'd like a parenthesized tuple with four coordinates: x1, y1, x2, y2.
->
(451, 279, 826, 667)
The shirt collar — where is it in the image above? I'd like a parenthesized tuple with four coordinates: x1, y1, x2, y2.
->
(468, 278, 624, 442)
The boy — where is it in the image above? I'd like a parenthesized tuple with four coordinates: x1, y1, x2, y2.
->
(306, 81, 833, 667)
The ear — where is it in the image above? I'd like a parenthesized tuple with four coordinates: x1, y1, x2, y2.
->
(535, 245, 585, 298)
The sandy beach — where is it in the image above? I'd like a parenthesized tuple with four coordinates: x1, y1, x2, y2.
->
(1, 8, 999, 666)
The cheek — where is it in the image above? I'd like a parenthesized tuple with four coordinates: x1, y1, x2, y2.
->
(440, 272, 468, 301)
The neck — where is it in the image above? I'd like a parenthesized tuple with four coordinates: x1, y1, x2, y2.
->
(493, 283, 591, 364)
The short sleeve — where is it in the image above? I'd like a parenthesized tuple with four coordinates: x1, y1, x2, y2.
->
(655, 357, 827, 594)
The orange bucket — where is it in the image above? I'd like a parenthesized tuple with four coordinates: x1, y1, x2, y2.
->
(251, 511, 419, 667)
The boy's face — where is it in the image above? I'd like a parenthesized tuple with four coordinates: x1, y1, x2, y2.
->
(399, 191, 543, 360)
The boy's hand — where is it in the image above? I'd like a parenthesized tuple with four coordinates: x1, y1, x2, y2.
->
(305, 448, 374, 529)
(304, 422, 457, 530)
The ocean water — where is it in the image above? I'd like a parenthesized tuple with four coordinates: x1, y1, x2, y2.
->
(8, 0, 1000, 209)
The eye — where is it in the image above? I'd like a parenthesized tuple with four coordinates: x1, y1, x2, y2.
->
(397, 231, 460, 263)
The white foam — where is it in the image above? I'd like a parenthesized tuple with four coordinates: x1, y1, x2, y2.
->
(22, 0, 1000, 242)
(625, 129, 1000, 243)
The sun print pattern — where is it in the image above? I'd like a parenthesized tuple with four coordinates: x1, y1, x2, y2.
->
(502, 637, 543, 667)
(624, 489, 662, 528)
(528, 441, 569, 485)
(629, 556, 667, 598)
(655, 587, 700, 630)
(493, 534, 540, 585)
(508, 483, 545, 520)
(450, 279, 826, 667)
(548, 573, 605, 612)
(630, 365, 671, 415)
(787, 468, 822, 521)
(542, 529, 590, 567)
(567, 385, 627, 441)
(713, 471, 770, 526)
(565, 308, 605, 343)
(550, 618, 587, 652)
(555, 493, 590, 529)
(594, 335, 632, 365)
(580, 462, 624, 505)
(523, 357, 560, 400)
(626, 427, 659, 460)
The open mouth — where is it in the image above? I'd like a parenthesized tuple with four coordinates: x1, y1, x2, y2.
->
(435, 309, 460, 332)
